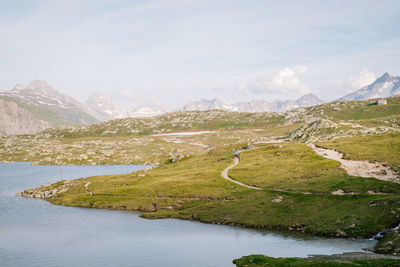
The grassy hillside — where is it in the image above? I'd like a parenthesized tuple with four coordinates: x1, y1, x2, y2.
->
(294, 96, 400, 121)
(20, 139, 400, 238)
(233, 254, 400, 266)
(0, 124, 300, 165)
(38, 110, 286, 138)
(321, 96, 400, 121)
(285, 96, 400, 143)
(229, 142, 400, 194)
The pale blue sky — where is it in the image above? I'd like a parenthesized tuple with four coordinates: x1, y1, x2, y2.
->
(1, 0, 400, 109)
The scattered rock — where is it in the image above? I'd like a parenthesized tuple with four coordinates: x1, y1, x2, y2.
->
(271, 195, 283, 203)
(335, 229, 347, 237)
(332, 189, 345, 195)
(145, 203, 157, 212)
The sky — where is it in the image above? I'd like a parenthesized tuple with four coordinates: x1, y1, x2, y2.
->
(1, 0, 400, 110)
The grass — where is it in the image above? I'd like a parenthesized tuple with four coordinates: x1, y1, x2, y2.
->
(375, 230, 400, 255)
(229, 142, 400, 194)
(307, 96, 400, 121)
(233, 255, 400, 266)
(22, 139, 400, 238)
(38, 110, 286, 138)
(0, 125, 299, 165)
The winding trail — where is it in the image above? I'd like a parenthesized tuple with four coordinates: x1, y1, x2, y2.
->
(221, 156, 262, 190)
(308, 144, 399, 183)
(220, 144, 398, 195)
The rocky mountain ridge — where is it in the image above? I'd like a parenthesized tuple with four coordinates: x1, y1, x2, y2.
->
(0, 80, 98, 127)
(339, 72, 400, 101)
(0, 80, 165, 135)
(85, 92, 131, 121)
(183, 93, 324, 112)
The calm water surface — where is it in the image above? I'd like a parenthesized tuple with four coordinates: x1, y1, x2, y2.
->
(0, 162, 375, 267)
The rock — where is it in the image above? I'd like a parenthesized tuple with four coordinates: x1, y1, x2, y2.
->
(0, 98, 52, 135)
(145, 203, 157, 212)
(332, 189, 345, 195)
(336, 229, 347, 237)
(271, 196, 283, 203)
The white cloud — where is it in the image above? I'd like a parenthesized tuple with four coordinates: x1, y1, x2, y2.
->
(324, 69, 376, 98)
(238, 65, 310, 97)
(348, 69, 376, 90)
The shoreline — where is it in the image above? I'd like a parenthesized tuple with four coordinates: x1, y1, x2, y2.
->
(18, 191, 400, 263)
(14, 149, 400, 258)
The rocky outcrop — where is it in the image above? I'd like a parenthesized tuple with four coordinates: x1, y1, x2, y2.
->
(288, 118, 400, 143)
(16, 180, 77, 199)
(0, 98, 52, 135)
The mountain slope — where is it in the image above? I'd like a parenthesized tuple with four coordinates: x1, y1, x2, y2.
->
(85, 92, 131, 121)
(339, 73, 400, 101)
(0, 80, 98, 127)
(276, 93, 324, 111)
(0, 98, 52, 135)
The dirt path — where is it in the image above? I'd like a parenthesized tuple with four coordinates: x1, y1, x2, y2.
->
(308, 144, 399, 183)
(221, 157, 262, 190)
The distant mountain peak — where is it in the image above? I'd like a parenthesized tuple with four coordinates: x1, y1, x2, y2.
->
(182, 93, 323, 113)
(85, 92, 130, 120)
(130, 107, 164, 117)
(376, 72, 393, 83)
(339, 72, 400, 101)
(12, 83, 26, 91)
(87, 92, 111, 102)
(27, 80, 59, 95)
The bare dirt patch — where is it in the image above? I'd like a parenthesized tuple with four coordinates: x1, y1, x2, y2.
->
(309, 144, 399, 183)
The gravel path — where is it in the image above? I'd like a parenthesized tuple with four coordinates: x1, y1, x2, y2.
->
(309, 144, 399, 183)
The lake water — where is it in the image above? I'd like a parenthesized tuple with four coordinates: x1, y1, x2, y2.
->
(0, 162, 375, 267)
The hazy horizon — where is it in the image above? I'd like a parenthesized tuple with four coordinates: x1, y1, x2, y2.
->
(1, 0, 399, 109)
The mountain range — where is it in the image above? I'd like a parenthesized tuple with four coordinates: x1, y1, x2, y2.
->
(0, 72, 399, 135)
(183, 93, 324, 113)
(0, 80, 165, 135)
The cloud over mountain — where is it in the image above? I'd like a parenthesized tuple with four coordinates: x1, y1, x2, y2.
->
(324, 69, 377, 98)
(238, 65, 310, 97)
